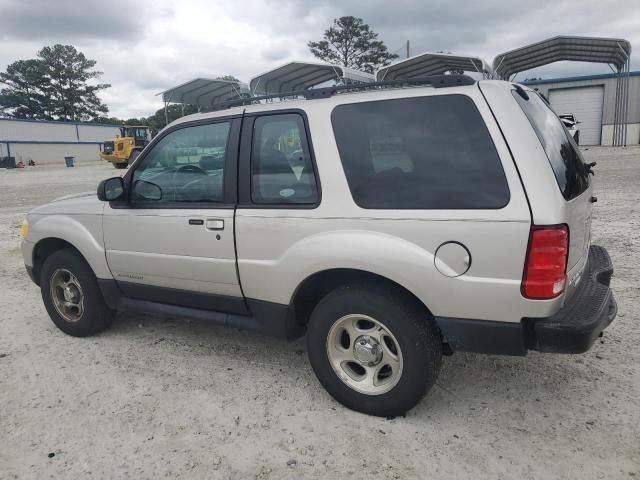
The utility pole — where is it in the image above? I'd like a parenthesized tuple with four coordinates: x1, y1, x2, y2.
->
(406, 40, 410, 58)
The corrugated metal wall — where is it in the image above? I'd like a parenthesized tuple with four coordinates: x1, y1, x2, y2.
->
(3, 143, 102, 164)
(0, 118, 122, 164)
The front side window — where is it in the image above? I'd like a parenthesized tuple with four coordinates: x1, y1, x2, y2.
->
(251, 114, 319, 204)
(131, 122, 230, 204)
(331, 95, 510, 209)
(512, 91, 589, 200)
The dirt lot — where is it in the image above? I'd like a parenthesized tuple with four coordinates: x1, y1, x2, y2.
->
(1, 149, 639, 479)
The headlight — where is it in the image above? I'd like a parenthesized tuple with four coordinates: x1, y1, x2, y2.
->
(20, 219, 28, 238)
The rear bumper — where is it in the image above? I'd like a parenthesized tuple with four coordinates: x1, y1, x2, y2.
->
(524, 245, 616, 353)
(436, 245, 616, 356)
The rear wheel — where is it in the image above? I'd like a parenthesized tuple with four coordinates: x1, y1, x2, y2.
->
(40, 249, 114, 336)
(113, 162, 127, 169)
(306, 284, 442, 417)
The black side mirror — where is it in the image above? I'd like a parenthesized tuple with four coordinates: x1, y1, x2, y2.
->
(133, 180, 162, 201)
(97, 177, 126, 202)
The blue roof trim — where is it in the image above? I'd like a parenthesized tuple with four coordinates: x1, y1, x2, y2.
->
(0, 117, 124, 128)
(522, 71, 640, 85)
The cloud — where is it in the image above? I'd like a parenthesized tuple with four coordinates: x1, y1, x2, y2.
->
(0, 0, 638, 118)
(0, 0, 161, 41)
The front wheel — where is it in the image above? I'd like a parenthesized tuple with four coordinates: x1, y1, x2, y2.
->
(306, 284, 442, 417)
(113, 162, 127, 169)
(40, 249, 115, 336)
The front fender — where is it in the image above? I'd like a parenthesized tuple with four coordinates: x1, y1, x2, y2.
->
(26, 214, 112, 279)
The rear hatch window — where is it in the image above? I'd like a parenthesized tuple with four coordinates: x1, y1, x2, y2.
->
(512, 90, 590, 200)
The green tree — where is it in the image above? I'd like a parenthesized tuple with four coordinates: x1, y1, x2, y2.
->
(92, 116, 148, 126)
(308, 16, 398, 74)
(0, 44, 110, 121)
(0, 59, 47, 118)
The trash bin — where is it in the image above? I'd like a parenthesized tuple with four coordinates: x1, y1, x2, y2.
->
(64, 156, 75, 167)
(1, 156, 16, 169)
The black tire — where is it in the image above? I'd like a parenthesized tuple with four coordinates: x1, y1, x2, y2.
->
(306, 283, 442, 417)
(113, 162, 127, 169)
(40, 249, 115, 337)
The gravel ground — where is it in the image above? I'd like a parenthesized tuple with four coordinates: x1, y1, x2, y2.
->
(1, 150, 639, 479)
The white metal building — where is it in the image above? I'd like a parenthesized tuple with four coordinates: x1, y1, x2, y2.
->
(0, 118, 121, 165)
(523, 71, 640, 146)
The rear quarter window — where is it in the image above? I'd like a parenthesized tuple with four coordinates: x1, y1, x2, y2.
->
(512, 91, 590, 200)
(331, 94, 510, 209)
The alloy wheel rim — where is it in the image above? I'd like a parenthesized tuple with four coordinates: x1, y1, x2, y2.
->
(326, 314, 403, 395)
(50, 268, 85, 323)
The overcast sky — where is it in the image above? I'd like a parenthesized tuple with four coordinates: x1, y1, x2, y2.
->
(1, 0, 638, 118)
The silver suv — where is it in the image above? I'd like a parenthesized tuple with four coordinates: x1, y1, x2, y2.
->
(20, 76, 616, 417)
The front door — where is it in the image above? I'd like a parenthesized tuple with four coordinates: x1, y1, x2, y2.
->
(103, 118, 246, 314)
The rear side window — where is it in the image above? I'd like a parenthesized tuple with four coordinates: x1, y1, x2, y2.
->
(512, 91, 589, 200)
(251, 114, 319, 205)
(331, 95, 509, 209)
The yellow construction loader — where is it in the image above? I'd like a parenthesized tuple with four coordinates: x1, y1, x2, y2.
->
(99, 126, 150, 169)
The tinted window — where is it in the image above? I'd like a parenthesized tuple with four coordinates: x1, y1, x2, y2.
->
(132, 122, 229, 203)
(331, 95, 509, 209)
(251, 114, 319, 204)
(512, 91, 589, 200)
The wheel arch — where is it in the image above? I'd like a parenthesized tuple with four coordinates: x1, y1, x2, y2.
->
(27, 213, 112, 284)
(31, 234, 108, 286)
(290, 268, 434, 328)
(32, 238, 83, 285)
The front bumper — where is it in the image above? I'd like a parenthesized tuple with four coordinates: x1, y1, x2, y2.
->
(524, 245, 617, 354)
(22, 239, 37, 284)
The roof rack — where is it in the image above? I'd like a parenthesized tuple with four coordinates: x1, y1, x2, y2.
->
(249, 61, 374, 95)
(376, 52, 494, 80)
(206, 74, 475, 111)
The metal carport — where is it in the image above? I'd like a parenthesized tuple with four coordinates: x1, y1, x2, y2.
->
(249, 61, 374, 96)
(376, 52, 494, 81)
(493, 36, 632, 146)
(157, 78, 250, 123)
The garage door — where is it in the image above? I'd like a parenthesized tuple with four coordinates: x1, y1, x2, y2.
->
(549, 86, 604, 145)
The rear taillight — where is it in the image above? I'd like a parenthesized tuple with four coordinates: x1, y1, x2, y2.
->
(522, 225, 569, 299)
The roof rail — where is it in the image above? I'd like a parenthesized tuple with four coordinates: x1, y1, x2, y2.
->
(203, 74, 475, 112)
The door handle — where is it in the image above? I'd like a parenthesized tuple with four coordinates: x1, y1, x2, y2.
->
(206, 218, 224, 230)
(188, 219, 204, 225)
